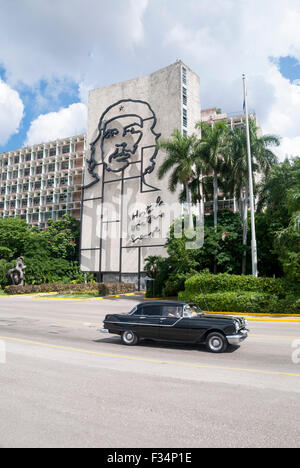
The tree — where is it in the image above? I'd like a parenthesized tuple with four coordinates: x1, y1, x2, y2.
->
(258, 157, 300, 282)
(157, 130, 197, 229)
(273, 159, 300, 282)
(226, 119, 279, 274)
(195, 120, 229, 233)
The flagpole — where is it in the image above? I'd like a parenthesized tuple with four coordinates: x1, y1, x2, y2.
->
(243, 74, 258, 277)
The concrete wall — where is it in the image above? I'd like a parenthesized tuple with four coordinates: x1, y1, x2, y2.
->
(80, 62, 201, 283)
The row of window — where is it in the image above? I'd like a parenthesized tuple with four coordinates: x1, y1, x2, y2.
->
(0, 161, 72, 179)
(182, 67, 188, 133)
(0, 177, 70, 191)
(0, 145, 72, 166)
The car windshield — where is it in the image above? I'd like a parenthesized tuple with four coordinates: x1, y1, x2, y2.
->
(183, 304, 203, 317)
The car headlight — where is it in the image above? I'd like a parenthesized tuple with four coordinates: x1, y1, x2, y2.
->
(235, 321, 240, 333)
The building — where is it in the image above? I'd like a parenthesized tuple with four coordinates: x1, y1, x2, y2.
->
(0, 135, 85, 228)
(201, 107, 258, 129)
(80, 61, 201, 285)
(0, 62, 259, 285)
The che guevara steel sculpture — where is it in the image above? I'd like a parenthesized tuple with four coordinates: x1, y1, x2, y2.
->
(8, 257, 26, 286)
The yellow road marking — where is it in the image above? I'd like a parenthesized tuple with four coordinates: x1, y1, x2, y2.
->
(1, 335, 300, 378)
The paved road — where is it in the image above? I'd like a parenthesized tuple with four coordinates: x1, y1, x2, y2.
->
(0, 295, 300, 448)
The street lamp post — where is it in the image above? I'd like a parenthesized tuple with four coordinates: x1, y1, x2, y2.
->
(243, 74, 258, 277)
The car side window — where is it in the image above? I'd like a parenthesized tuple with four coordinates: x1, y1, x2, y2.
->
(132, 308, 142, 316)
(162, 306, 182, 318)
(141, 306, 163, 317)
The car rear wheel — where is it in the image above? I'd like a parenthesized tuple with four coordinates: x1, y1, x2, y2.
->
(121, 330, 139, 346)
(206, 332, 228, 353)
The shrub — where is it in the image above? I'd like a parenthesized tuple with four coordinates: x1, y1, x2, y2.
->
(178, 272, 300, 314)
(5, 282, 135, 296)
(178, 290, 279, 314)
(183, 273, 288, 298)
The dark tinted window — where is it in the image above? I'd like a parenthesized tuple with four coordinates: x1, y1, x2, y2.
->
(141, 305, 163, 317)
(132, 308, 142, 316)
(162, 306, 182, 318)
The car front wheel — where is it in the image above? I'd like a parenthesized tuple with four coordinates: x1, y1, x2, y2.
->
(206, 332, 228, 353)
(121, 330, 139, 346)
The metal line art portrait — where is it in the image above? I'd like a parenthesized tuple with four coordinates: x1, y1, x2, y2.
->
(81, 98, 164, 286)
(84, 99, 161, 191)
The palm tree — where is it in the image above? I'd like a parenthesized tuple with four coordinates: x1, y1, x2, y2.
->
(157, 130, 197, 230)
(195, 120, 229, 233)
(227, 118, 280, 274)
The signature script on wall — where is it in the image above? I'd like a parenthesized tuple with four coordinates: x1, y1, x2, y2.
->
(84, 99, 161, 191)
(130, 196, 164, 244)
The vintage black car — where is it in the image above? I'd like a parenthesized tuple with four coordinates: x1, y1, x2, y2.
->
(100, 301, 249, 353)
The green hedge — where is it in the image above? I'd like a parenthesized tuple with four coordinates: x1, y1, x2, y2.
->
(178, 291, 279, 314)
(178, 273, 300, 314)
(182, 273, 291, 297)
(5, 282, 135, 296)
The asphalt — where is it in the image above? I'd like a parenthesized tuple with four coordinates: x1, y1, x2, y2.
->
(0, 295, 299, 448)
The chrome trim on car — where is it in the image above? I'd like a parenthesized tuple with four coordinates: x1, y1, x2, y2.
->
(100, 328, 109, 334)
(104, 318, 183, 327)
(226, 330, 248, 346)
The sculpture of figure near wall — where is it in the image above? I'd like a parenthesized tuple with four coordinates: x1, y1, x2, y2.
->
(8, 257, 27, 286)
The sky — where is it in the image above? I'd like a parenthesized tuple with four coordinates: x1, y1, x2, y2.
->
(1, 0, 300, 161)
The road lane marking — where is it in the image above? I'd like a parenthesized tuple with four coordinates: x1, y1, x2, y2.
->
(1, 335, 300, 378)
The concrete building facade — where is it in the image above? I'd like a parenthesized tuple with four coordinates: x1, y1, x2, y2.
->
(0, 135, 85, 228)
(80, 61, 201, 285)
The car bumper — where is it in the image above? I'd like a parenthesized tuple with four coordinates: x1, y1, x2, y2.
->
(100, 328, 109, 334)
(226, 330, 249, 346)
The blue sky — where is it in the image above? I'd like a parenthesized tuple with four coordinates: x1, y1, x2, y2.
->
(1, 0, 300, 160)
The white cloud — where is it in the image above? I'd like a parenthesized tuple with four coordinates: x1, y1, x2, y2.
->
(1, 0, 300, 160)
(25, 103, 87, 146)
(275, 136, 300, 160)
(0, 0, 149, 87)
(0, 79, 24, 145)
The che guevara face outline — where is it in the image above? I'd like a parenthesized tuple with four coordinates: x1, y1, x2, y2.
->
(84, 99, 161, 189)
(100, 114, 143, 173)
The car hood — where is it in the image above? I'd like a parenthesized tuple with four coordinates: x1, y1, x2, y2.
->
(202, 313, 246, 324)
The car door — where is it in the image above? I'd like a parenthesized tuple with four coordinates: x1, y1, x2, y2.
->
(138, 304, 163, 339)
(158, 306, 193, 343)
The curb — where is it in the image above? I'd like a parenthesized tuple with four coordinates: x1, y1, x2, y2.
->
(33, 292, 146, 301)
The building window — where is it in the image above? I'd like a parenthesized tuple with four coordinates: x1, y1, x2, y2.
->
(60, 177, 68, 186)
(10, 201, 16, 208)
(24, 168, 30, 176)
(2, 173, 7, 180)
(14, 156, 19, 164)
(183, 87, 187, 106)
(45, 211, 52, 219)
(13, 170, 18, 179)
(34, 197, 40, 206)
(46, 195, 53, 204)
(182, 67, 187, 85)
(1, 187, 5, 194)
(23, 183, 29, 191)
(22, 199, 28, 207)
(61, 161, 69, 170)
(32, 213, 39, 221)
(183, 108, 187, 128)
(34, 181, 41, 190)
(62, 145, 70, 154)
(26, 153, 31, 161)
(4, 160, 8, 166)
(37, 151, 43, 159)
(48, 163, 55, 172)
(47, 179, 54, 188)
(49, 148, 56, 157)
(36, 166, 42, 175)
(12, 185, 17, 193)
